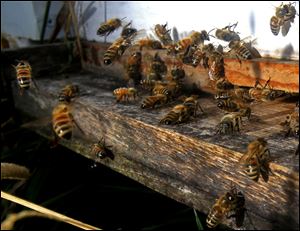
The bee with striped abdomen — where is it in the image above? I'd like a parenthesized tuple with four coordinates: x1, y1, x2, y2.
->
(239, 138, 272, 182)
(113, 87, 137, 103)
(183, 95, 204, 117)
(207, 185, 246, 229)
(141, 94, 168, 109)
(149, 52, 168, 80)
(140, 79, 161, 91)
(159, 104, 190, 125)
(217, 98, 251, 119)
(280, 110, 299, 138)
(154, 23, 173, 46)
(120, 21, 138, 39)
(215, 22, 240, 42)
(270, 16, 282, 36)
(152, 83, 171, 97)
(13, 60, 33, 95)
(216, 112, 243, 135)
(135, 38, 163, 51)
(52, 103, 77, 140)
(58, 84, 79, 103)
(97, 18, 123, 37)
(91, 137, 114, 160)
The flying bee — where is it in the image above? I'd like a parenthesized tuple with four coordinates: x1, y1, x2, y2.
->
(58, 84, 79, 103)
(97, 18, 123, 37)
(141, 94, 168, 109)
(240, 138, 272, 182)
(125, 51, 142, 85)
(154, 23, 173, 46)
(52, 102, 80, 140)
(216, 112, 243, 135)
(280, 111, 299, 138)
(113, 87, 137, 103)
(183, 95, 204, 117)
(120, 21, 137, 39)
(13, 60, 33, 95)
(270, 16, 283, 36)
(159, 104, 190, 125)
(91, 137, 114, 160)
(103, 31, 137, 65)
(215, 22, 240, 42)
(135, 38, 163, 51)
(207, 185, 246, 229)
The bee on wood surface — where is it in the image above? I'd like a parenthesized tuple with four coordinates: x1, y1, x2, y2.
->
(154, 23, 173, 46)
(248, 78, 283, 102)
(113, 87, 137, 103)
(135, 38, 163, 51)
(97, 18, 123, 37)
(13, 60, 33, 95)
(103, 32, 137, 65)
(207, 185, 246, 229)
(280, 111, 299, 138)
(52, 103, 76, 140)
(217, 98, 251, 119)
(152, 83, 171, 97)
(191, 43, 215, 68)
(239, 138, 272, 182)
(183, 95, 204, 117)
(228, 37, 261, 62)
(125, 51, 142, 85)
(91, 138, 114, 160)
(140, 79, 161, 91)
(215, 78, 233, 91)
(233, 87, 254, 103)
(58, 84, 79, 103)
(216, 112, 243, 135)
(270, 2, 298, 36)
(215, 22, 240, 42)
(141, 94, 168, 109)
(159, 104, 190, 125)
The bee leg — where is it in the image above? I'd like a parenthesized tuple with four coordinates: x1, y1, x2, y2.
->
(19, 87, 24, 96)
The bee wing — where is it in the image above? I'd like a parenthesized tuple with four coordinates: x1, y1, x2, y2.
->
(260, 166, 269, 182)
(281, 21, 291, 37)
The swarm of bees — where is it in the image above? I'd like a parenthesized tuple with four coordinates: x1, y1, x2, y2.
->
(206, 185, 246, 229)
(270, 2, 298, 36)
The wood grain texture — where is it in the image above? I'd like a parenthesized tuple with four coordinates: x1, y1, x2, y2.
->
(3, 43, 299, 230)
(9, 71, 299, 230)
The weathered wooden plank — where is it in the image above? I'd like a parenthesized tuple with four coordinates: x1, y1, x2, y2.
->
(9, 72, 299, 230)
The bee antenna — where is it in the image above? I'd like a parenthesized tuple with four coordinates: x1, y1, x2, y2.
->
(208, 28, 215, 35)
(121, 17, 127, 21)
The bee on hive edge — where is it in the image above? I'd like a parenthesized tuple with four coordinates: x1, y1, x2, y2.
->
(239, 138, 272, 182)
(159, 104, 190, 125)
(206, 185, 246, 229)
(215, 112, 243, 135)
(113, 87, 138, 103)
(125, 51, 143, 85)
(182, 95, 204, 117)
(153, 23, 173, 46)
(91, 137, 115, 160)
(13, 60, 34, 95)
(214, 22, 240, 42)
(58, 84, 79, 103)
(141, 94, 168, 109)
(97, 17, 124, 37)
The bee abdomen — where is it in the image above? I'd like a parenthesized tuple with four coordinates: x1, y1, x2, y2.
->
(236, 46, 252, 59)
(206, 209, 222, 228)
(244, 164, 259, 181)
(270, 16, 281, 36)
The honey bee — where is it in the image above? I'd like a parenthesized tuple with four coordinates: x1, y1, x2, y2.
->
(280, 111, 299, 138)
(183, 95, 204, 117)
(239, 138, 272, 182)
(120, 21, 138, 39)
(140, 79, 161, 91)
(248, 78, 284, 102)
(152, 83, 171, 97)
(13, 60, 33, 94)
(170, 65, 185, 80)
(103, 34, 135, 65)
(97, 18, 123, 37)
(215, 78, 233, 91)
(217, 98, 251, 119)
(52, 103, 75, 140)
(149, 53, 168, 80)
(125, 51, 142, 85)
(58, 84, 79, 103)
(270, 2, 298, 36)
(191, 43, 215, 68)
(215, 22, 240, 42)
(113, 87, 137, 102)
(159, 104, 190, 125)
(141, 94, 168, 109)
(154, 23, 173, 46)
(91, 138, 114, 160)
(216, 112, 243, 135)
(136, 38, 163, 51)
(207, 185, 246, 229)
(233, 87, 254, 103)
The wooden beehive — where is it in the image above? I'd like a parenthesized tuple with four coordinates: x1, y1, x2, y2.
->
(2, 42, 299, 230)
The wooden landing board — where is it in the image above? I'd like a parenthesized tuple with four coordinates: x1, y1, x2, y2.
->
(9, 70, 299, 230)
